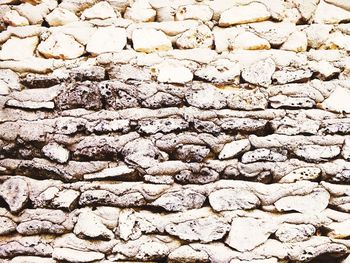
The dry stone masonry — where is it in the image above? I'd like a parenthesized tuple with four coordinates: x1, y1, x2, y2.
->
(2, 0, 350, 262)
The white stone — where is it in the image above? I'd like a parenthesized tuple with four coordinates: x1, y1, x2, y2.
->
(275, 189, 330, 214)
(52, 189, 80, 210)
(325, 31, 350, 51)
(280, 167, 322, 183)
(225, 218, 277, 252)
(0, 36, 38, 60)
(281, 31, 308, 52)
(81, 2, 117, 20)
(242, 58, 276, 87)
(14, 3, 45, 24)
(232, 31, 270, 50)
(0, 217, 16, 235)
(37, 32, 84, 59)
(218, 139, 251, 160)
(294, 145, 341, 162)
(342, 138, 350, 160)
(11, 256, 56, 263)
(42, 142, 69, 163)
(175, 4, 213, 21)
(325, 0, 350, 11)
(124, 7, 156, 22)
(326, 219, 350, 238)
(84, 166, 135, 180)
(86, 26, 127, 55)
(321, 87, 350, 113)
(176, 24, 213, 49)
(314, 0, 350, 24)
(74, 211, 114, 240)
(45, 7, 79, 26)
(52, 248, 104, 263)
(132, 28, 172, 53)
(195, 58, 240, 83)
(3, 10, 29, 26)
(209, 188, 260, 211)
(275, 223, 316, 243)
(219, 2, 270, 27)
(157, 64, 193, 84)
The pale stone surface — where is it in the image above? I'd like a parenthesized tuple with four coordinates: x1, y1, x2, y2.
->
(45, 7, 79, 26)
(281, 31, 308, 52)
(175, 4, 213, 22)
(325, 0, 350, 11)
(37, 32, 84, 59)
(219, 139, 251, 160)
(132, 28, 172, 53)
(195, 59, 240, 84)
(0, 36, 38, 60)
(275, 189, 330, 214)
(321, 87, 350, 113)
(219, 2, 270, 27)
(3, 10, 29, 26)
(157, 64, 193, 84)
(42, 142, 70, 164)
(86, 26, 127, 55)
(314, 0, 350, 24)
(209, 188, 260, 211)
(225, 218, 277, 252)
(0, 217, 16, 235)
(81, 2, 117, 20)
(52, 247, 105, 262)
(275, 223, 316, 242)
(326, 219, 350, 238)
(242, 58, 276, 87)
(176, 24, 213, 49)
(232, 32, 271, 50)
(293, 145, 341, 162)
(124, 7, 156, 22)
(0, 178, 28, 213)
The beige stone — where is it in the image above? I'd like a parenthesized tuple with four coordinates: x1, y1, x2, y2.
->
(219, 2, 270, 26)
(218, 139, 251, 160)
(321, 87, 350, 113)
(175, 4, 213, 21)
(81, 2, 118, 20)
(86, 26, 127, 55)
(314, 0, 350, 24)
(132, 28, 172, 53)
(157, 63, 193, 84)
(232, 31, 270, 50)
(3, 10, 29, 26)
(176, 24, 213, 49)
(325, 0, 350, 11)
(124, 7, 156, 22)
(281, 31, 308, 52)
(45, 7, 79, 26)
(0, 36, 38, 60)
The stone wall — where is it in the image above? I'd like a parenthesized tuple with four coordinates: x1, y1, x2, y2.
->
(1, 0, 350, 262)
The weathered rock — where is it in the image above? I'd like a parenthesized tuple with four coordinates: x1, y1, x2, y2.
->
(219, 2, 270, 27)
(176, 25, 213, 49)
(195, 59, 240, 84)
(86, 26, 127, 55)
(218, 139, 251, 160)
(280, 167, 322, 183)
(0, 178, 28, 213)
(314, 0, 350, 24)
(293, 145, 341, 162)
(241, 148, 288, 163)
(42, 142, 70, 164)
(175, 4, 213, 21)
(0, 36, 38, 60)
(275, 189, 330, 214)
(3, 10, 29, 26)
(320, 87, 350, 113)
(45, 7, 79, 26)
(209, 188, 260, 211)
(227, 88, 268, 110)
(242, 58, 276, 87)
(37, 32, 84, 59)
(124, 7, 156, 22)
(185, 83, 226, 109)
(232, 32, 270, 50)
(74, 211, 114, 240)
(132, 28, 172, 53)
(225, 217, 277, 252)
(275, 223, 316, 242)
(281, 31, 308, 52)
(165, 217, 230, 242)
(81, 1, 117, 20)
(326, 219, 350, 238)
(0, 217, 16, 235)
(52, 247, 105, 262)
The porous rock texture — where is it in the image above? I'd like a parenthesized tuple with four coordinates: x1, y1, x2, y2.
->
(2, 0, 350, 263)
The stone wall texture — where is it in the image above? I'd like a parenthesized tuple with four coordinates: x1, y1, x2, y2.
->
(2, 0, 350, 262)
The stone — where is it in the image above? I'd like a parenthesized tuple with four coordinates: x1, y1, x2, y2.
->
(168, 245, 209, 263)
(0, 217, 16, 235)
(84, 166, 135, 180)
(218, 139, 251, 160)
(275, 223, 316, 242)
(176, 25, 213, 49)
(219, 2, 270, 26)
(74, 211, 114, 240)
(42, 142, 70, 164)
(124, 7, 156, 22)
(165, 217, 230, 242)
(293, 145, 341, 162)
(281, 31, 308, 52)
(37, 32, 84, 59)
(232, 32, 270, 50)
(185, 83, 226, 109)
(81, 2, 117, 20)
(3, 10, 29, 26)
(175, 4, 213, 21)
(304, 24, 332, 48)
(0, 36, 38, 60)
(275, 189, 330, 214)
(342, 138, 350, 160)
(314, 0, 350, 24)
(227, 88, 268, 110)
(290, 0, 319, 21)
(195, 59, 240, 84)
(272, 68, 312, 84)
(326, 219, 350, 238)
(280, 167, 322, 183)
(132, 28, 172, 53)
(86, 26, 126, 55)
(321, 87, 350, 113)
(10, 256, 56, 263)
(52, 248, 104, 262)
(0, 69, 21, 95)
(242, 58, 276, 87)
(241, 148, 287, 163)
(157, 64, 193, 84)
(209, 188, 260, 211)
(325, 0, 350, 10)
(225, 218, 277, 252)
(52, 189, 80, 211)
(0, 177, 28, 213)
(45, 7, 79, 26)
